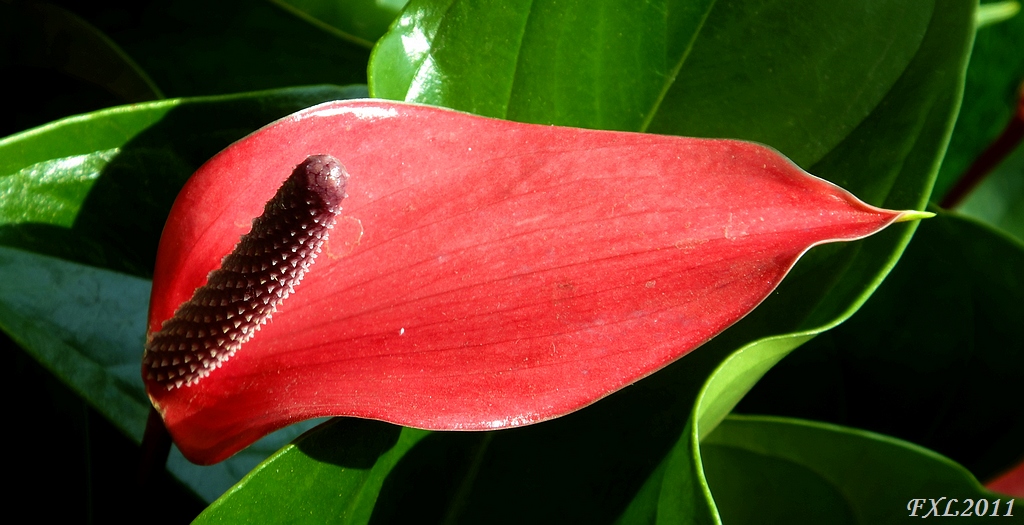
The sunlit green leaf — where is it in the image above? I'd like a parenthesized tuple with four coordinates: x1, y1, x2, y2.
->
(371, 0, 935, 168)
(0, 85, 367, 276)
(195, 421, 428, 523)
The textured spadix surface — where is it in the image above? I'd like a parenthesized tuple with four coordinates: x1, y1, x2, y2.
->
(145, 100, 914, 464)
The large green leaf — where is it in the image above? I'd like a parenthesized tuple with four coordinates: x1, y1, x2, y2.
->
(205, 1, 975, 522)
(371, 0, 933, 166)
(702, 415, 1008, 524)
(0, 85, 369, 502)
(738, 211, 1024, 483)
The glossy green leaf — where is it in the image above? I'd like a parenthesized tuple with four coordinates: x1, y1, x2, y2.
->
(0, 85, 367, 276)
(702, 415, 1008, 524)
(195, 421, 428, 523)
(738, 211, 1024, 483)
(273, 0, 408, 48)
(935, 1, 1024, 199)
(371, 0, 933, 166)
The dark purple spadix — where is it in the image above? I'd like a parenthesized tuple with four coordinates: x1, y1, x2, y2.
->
(142, 155, 348, 389)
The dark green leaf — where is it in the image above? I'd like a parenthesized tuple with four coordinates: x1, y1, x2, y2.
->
(371, 0, 713, 132)
(273, 0, 408, 48)
(738, 211, 1024, 482)
(0, 247, 151, 442)
(958, 142, 1024, 242)
(644, 0, 932, 167)
(702, 415, 1006, 524)
(56, 0, 372, 97)
(0, 1, 161, 137)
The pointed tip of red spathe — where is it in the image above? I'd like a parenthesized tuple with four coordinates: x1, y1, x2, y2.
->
(144, 100, 909, 464)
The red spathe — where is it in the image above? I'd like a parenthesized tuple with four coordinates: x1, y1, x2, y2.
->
(145, 100, 906, 464)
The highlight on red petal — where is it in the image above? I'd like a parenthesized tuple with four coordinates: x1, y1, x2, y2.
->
(143, 100, 920, 464)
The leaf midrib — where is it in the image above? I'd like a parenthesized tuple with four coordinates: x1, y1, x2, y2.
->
(640, 0, 720, 133)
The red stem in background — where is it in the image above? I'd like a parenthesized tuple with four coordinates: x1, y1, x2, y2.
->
(138, 407, 172, 488)
(940, 81, 1024, 209)
(986, 456, 1024, 498)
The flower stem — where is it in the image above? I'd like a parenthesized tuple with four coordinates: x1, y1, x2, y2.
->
(138, 407, 172, 488)
(940, 80, 1024, 209)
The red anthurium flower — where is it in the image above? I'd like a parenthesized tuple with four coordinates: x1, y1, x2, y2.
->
(143, 100, 924, 464)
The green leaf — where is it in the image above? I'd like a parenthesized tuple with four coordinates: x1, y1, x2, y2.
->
(935, 1, 1024, 199)
(702, 415, 1007, 524)
(0, 85, 369, 502)
(371, 0, 934, 166)
(0, 246, 327, 503)
(371, 0, 709, 132)
(195, 421, 428, 523)
(273, 0, 409, 48)
(58, 0, 372, 97)
(738, 211, 1024, 482)
(0, 247, 151, 442)
(0, 85, 367, 276)
(957, 141, 1024, 242)
(623, 2, 973, 521)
